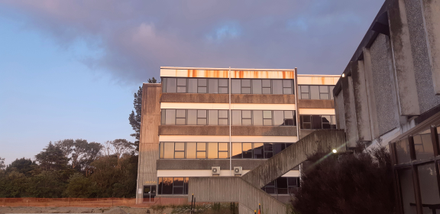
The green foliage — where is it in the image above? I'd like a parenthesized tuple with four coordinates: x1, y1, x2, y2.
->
(292, 147, 395, 214)
(55, 139, 103, 175)
(35, 142, 69, 171)
(0, 171, 28, 197)
(64, 173, 97, 198)
(0, 157, 5, 171)
(6, 158, 36, 176)
(27, 171, 66, 198)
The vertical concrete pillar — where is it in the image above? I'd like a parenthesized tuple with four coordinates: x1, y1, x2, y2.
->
(420, 0, 440, 95)
(362, 48, 380, 139)
(351, 61, 372, 142)
(388, 0, 421, 115)
(136, 83, 161, 204)
(341, 64, 359, 147)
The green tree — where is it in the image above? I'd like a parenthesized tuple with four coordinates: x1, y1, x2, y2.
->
(55, 139, 102, 175)
(6, 158, 36, 176)
(27, 171, 66, 198)
(35, 142, 69, 171)
(0, 171, 28, 197)
(0, 157, 5, 171)
(129, 77, 157, 151)
(64, 173, 97, 198)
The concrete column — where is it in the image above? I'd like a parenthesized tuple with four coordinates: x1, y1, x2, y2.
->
(420, 0, 440, 95)
(341, 68, 359, 147)
(388, 0, 421, 115)
(362, 48, 380, 139)
(351, 61, 372, 142)
(136, 83, 161, 204)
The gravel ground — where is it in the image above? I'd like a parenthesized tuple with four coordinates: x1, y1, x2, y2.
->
(0, 207, 173, 214)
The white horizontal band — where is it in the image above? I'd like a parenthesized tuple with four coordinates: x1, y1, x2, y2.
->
(297, 76, 339, 85)
(156, 170, 299, 177)
(159, 135, 298, 143)
(299, 108, 335, 115)
(161, 102, 296, 110)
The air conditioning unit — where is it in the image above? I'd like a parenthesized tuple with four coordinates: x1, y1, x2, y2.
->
(211, 166, 220, 175)
(234, 166, 242, 176)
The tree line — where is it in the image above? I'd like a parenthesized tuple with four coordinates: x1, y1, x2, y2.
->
(0, 139, 137, 198)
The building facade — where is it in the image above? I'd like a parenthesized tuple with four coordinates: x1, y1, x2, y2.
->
(136, 66, 339, 203)
(333, 0, 440, 213)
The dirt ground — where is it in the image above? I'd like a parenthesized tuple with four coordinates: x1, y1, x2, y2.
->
(0, 206, 173, 214)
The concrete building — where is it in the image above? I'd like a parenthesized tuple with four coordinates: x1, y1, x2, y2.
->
(136, 66, 339, 204)
(333, 0, 440, 213)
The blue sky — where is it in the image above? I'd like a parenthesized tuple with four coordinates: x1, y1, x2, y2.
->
(0, 0, 384, 164)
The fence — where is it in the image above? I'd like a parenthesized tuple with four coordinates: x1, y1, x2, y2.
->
(0, 197, 189, 207)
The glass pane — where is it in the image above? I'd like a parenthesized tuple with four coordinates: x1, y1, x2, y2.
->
(232, 79, 241, 94)
(263, 88, 271, 94)
(264, 143, 273, 151)
(263, 111, 272, 118)
(176, 109, 185, 117)
(219, 152, 229, 159)
(242, 79, 251, 87)
(219, 110, 228, 118)
(243, 143, 253, 158)
(219, 143, 228, 151)
(232, 110, 241, 125)
(330, 86, 335, 99)
(177, 87, 186, 93)
(184, 178, 189, 194)
(164, 143, 174, 159)
(165, 110, 175, 125)
(265, 152, 273, 159)
(173, 187, 183, 194)
(310, 86, 319, 99)
(300, 85, 309, 92)
(166, 78, 177, 93)
(253, 110, 263, 126)
(174, 177, 184, 187)
(219, 119, 228, 125)
(287, 177, 297, 187)
(311, 115, 322, 129)
(175, 151, 184, 159)
(187, 110, 197, 125)
(413, 129, 434, 160)
(273, 80, 282, 94)
(242, 87, 251, 94)
(219, 79, 228, 87)
(399, 169, 416, 214)
(198, 110, 206, 118)
(158, 177, 163, 194)
(162, 178, 173, 194)
(252, 79, 262, 94)
(322, 116, 331, 124)
(175, 143, 185, 151)
(198, 86, 207, 93)
(198, 79, 207, 86)
(273, 143, 285, 155)
(208, 110, 218, 125)
(176, 118, 185, 125)
(232, 143, 242, 159)
(242, 119, 252, 126)
(177, 78, 186, 86)
(396, 139, 411, 164)
(273, 111, 283, 126)
(219, 87, 228, 94)
(188, 79, 197, 93)
(208, 79, 219, 94)
(283, 80, 292, 87)
(161, 110, 166, 125)
(265, 187, 275, 194)
(262, 79, 271, 87)
(277, 177, 288, 188)
(319, 85, 328, 92)
(254, 143, 264, 159)
(301, 93, 310, 99)
(302, 115, 311, 122)
(159, 143, 164, 159)
(186, 143, 196, 159)
(438, 127, 440, 151)
(197, 142, 206, 151)
(320, 94, 329, 99)
(418, 163, 440, 212)
(263, 119, 272, 126)
(284, 111, 294, 126)
(283, 88, 292, 94)
(208, 143, 218, 159)
(197, 152, 206, 159)
(197, 119, 207, 125)
(161, 78, 167, 93)
(242, 110, 251, 118)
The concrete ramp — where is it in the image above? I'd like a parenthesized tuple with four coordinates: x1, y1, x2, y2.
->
(242, 130, 346, 188)
(188, 130, 346, 213)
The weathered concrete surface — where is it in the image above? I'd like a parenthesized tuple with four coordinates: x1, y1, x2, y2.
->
(161, 93, 296, 104)
(388, 0, 420, 116)
(159, 125, 297, 136)
(420, 0, 440, 95)
(362, 47, 380, 140)
(341, 71, 359, 147)
(297, 99, 334, 108)
(351, 61, 372, 142)
(157, 159, 266, 170)
(242, 130, 346, 188)
(136, 83, 162, 204)
(189, 177, 289, 214)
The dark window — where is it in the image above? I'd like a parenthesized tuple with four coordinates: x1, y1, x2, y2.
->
(273, 143, 285, 155)
(283, 110, 295, 126)
(311, 115, 322, 129)
(264, 143, 273, 158)
(254, 143, 264, 159)
(162, 178, 173, 194)
(243, 143, 253, 158)
(158, 177, 189, 195)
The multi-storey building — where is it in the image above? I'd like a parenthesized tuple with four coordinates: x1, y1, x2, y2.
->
(136, 66, 339, 203)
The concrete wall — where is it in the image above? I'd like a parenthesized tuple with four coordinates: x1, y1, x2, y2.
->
(162, 93, 296, 104)
(189, 177, 289, 214)
(136, 83, 162, 203)
(242, 130, 346, 188)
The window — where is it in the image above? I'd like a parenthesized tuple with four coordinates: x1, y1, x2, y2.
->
(186, 143, 196, 159)
(232, 143, 242, 159)
(158, 177, 189, 195)
(253, 110, 263, 126)
(262, 80, 271, 94)
(283, 80, 293, 94)
(254, 143, 264, 159)
(272, 80, 283, 94)
(188, 79, 197, 93)
(166, 78, 177, 93)
(208, 79, 219, 94)
(177, 78, 187, 93)
(197, 142, 206, 159)
(197, 110, 207, 125)
(242, 110, 252, 126)
(219, 110, 229, 125)
(232, 110, 241, 126)
(242, 79, 251, 94)
(242, 143, 253, 158)
(208, 142, 218, 159)
(208, 110, 218, 125)
(299, 85, 336, 100)
(263, 111, 272, 126)
(219, 79, 228, 94)
(252, 79, 262, 94)
(176, 110, 186, 125)
(219, 143, 229, 158)
(300, 115, 336, 129)
(261, 177, 299, 195)
(174, 143, 185, 158)
(231, 79, 241, 94)
(198, 79, 207, 93)
(187, 110, 197, 125)
(264, 143, 273, 158)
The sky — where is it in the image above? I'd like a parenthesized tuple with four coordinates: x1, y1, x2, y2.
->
(0, 0, 384, 165)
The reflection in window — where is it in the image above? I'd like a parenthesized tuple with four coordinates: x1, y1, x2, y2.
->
(299, 85, 335, 100)
(158, 177, 189, 195)
(186, 143, 196, 159)
(395, 139, 411, 164)
(300, 115, 336, 129)
(418, 163, 440, 212)
(208, 79, 218, 94)
(399, 170, 416, 214)
(263, 111, 272, 126)
(261, 177, 299, 195)
(177, 78, 187, 93)
(254, 143, 264, 159)
(243, 143, 253, 158)
(232, 143, 242, 159)
(208, 143, 218, 159)
(413, 129, 434, 160)
(197, 143, 206, 159)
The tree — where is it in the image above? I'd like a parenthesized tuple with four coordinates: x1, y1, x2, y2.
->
(27, 171, 66, 198)
(35, 142, 69, 171)
(64, 173, 97, 198)
(55, 139, 102, 175)
(292, 147, 395, 214)
(0, 157, 5, 171)
(6, 158, 36, 176)
(129, 77, 157, 151)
